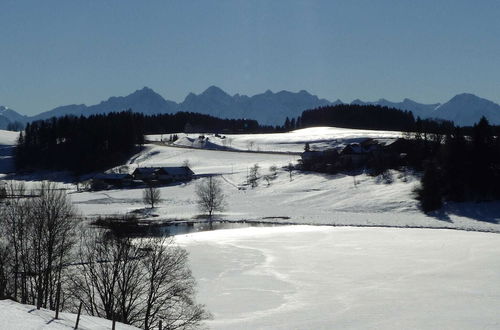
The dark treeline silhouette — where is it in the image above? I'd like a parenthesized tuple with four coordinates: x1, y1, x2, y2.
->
(142, 111, 275, 134)
(15, 111, 274, 174)
(287, 104, 454, 134)
(16, 112, 145, 174)
(416, 117, 500, 211)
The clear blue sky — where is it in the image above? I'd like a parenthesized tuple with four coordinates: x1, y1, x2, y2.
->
(1, 0, 499, 115)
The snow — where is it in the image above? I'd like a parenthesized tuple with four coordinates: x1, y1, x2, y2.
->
(147, 126, 402, 153)
(0, 129, 19, 146)
(4, 126, 500, 329)
(0, 129, 19, 174)
(176, 226, 500, 330)
(0, 300, 138, 330)
(71, 141, 500, 233)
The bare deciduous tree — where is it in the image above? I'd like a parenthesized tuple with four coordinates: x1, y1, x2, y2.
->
(70, 230, 209, 329)
(248, 164, 260, 188)
(141, 236, 209, 330)
(143, 185, 161, 209)
(269, 165, 278, 177)
(287, 163, 294, 181)
(30, 181, 77, 310)
(195, 177, 225, 219)
(0, 181, 77, 309)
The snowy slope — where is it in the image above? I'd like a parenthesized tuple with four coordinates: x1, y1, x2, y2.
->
(0, 129, 19, 146)
(177, 226, 500, 330)
(147, 127, 403, 153)
(0, 300, 138, 330)
(71, 137, 500, 232)
(0, 129, 19, 174)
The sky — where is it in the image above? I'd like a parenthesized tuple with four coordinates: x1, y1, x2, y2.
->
(1, 0, 499, 116)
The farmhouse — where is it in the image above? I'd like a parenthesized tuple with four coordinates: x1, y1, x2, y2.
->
(132, 166, 195, 183)
(92, 173, 133, 188)
(132, 167, 158, 181)
(156, 166, 194, 182)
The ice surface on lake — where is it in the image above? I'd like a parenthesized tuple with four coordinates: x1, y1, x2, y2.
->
(177, 226, 500, 329)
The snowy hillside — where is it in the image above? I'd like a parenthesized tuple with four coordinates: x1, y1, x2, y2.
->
(178, 226, 500, 330)
(147, 127, 403, 153)
(0, 300, 138, 330)
(0, 129, 19, 174)
(0, 129, 19, 146)
(72, 127, 500, 232)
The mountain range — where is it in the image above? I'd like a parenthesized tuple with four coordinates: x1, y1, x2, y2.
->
(1, 87, 500, 128)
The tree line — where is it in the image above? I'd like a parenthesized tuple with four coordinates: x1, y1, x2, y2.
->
(288, 105, 500, 212)
(142, 111, 275, 134)
(416, 117, 500, 212)
(16, 112, 145, 174)
(14, 111, 278, 174)
(284, 104, 454, 134)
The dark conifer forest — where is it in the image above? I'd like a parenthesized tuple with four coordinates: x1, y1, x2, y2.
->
(294, 104, 454, 134)
(14, 111, 270, 174)
(15, 112, 145, 174)
(416, 117, 500, 211)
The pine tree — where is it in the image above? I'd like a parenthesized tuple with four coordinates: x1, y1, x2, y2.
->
(284, 117, 290, 130)
(416, 162, 443, 212)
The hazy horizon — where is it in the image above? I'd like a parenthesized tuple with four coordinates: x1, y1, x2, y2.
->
(1, 0, 499, 115)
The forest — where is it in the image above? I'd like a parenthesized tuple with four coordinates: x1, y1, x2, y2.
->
(286, 104, 454, 134)
(14, 111, 272, 174)
(416, 117, 500, 211)
(15, 112, 145, 174)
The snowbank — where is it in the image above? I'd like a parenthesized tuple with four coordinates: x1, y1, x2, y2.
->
(0, 299, 138, 329)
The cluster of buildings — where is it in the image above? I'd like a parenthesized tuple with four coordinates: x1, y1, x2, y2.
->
(91, 166, 194, 189)
(300, 138, 408, 173)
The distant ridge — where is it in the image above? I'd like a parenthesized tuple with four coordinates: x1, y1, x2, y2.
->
(1, 87, 499, 127)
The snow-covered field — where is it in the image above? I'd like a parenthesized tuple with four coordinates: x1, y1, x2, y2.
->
(0, 129, 18, 174)
(1, 126, 498, 230)
(0, 300, 138, 330)
(147, 127, 402, 153)
(177, 226, 500, 330)
(2, 127, 500, 329)
(71, 140, 500, 233)
(0, 129, 19, 146)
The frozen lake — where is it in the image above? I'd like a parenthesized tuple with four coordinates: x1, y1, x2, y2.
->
(177, 226, 500, 329)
